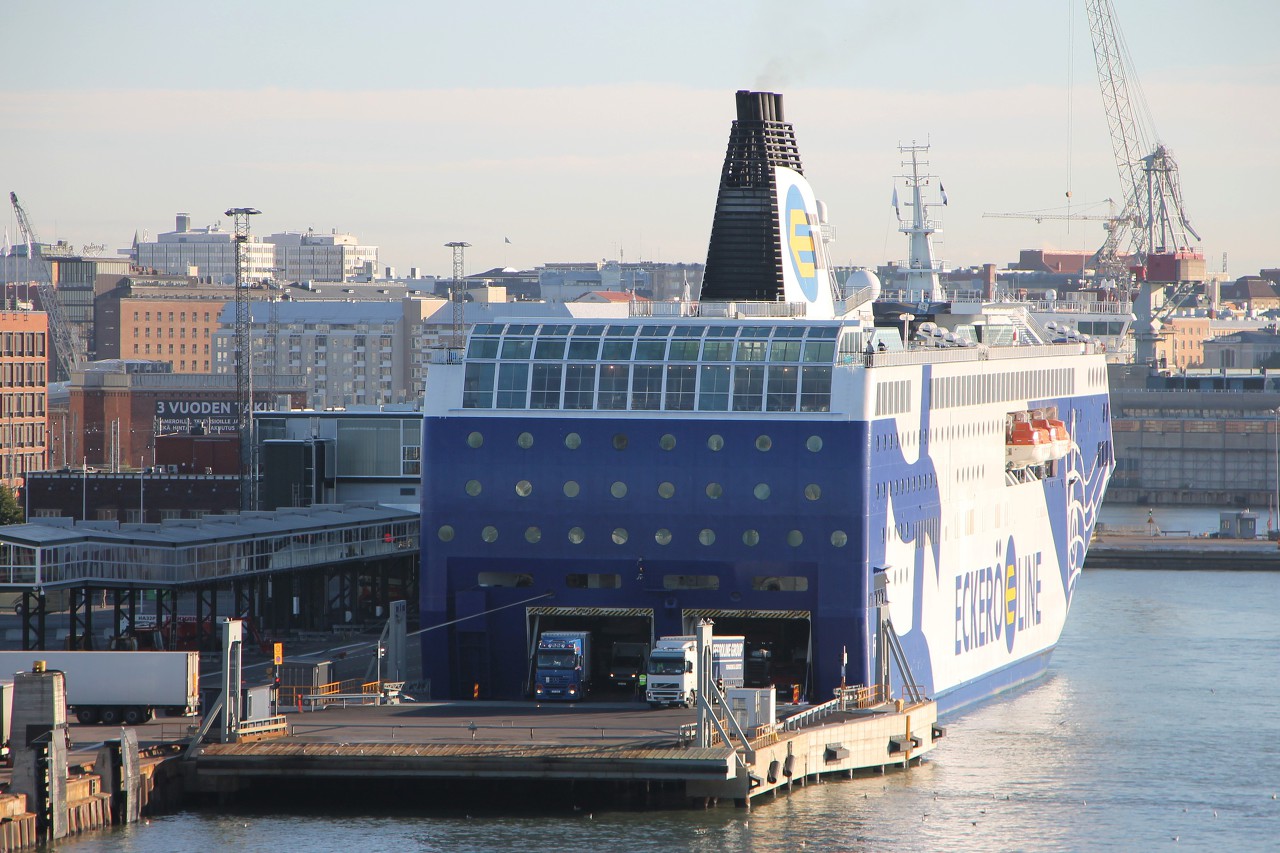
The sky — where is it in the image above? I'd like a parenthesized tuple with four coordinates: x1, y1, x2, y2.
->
(2, 0, 1277, 279)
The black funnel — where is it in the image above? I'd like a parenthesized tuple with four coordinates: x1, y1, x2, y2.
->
(700, 90, 804, 302)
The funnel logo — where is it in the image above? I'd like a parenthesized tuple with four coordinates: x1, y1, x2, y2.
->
(785, 184, 820, 301)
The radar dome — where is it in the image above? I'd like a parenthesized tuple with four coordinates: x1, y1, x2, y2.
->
(844, 269, 881, 302)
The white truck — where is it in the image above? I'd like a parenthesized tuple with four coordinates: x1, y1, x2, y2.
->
(645, 635, 745, 708)
(0, 651, 201, 726)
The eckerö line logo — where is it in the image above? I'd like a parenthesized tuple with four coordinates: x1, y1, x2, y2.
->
(954, 536, 1043, 656)
(785, 184, 819, 301)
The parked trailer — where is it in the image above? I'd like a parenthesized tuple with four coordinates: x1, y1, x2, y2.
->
(0, 651, 201, 726)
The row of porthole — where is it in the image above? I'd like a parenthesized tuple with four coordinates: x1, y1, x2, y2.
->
(436, 525, 848, 548)
(464, 479, 823, 501)
(466, 430, 825, 454)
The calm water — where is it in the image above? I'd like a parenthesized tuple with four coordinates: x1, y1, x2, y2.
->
(62, 569, 1280, 852)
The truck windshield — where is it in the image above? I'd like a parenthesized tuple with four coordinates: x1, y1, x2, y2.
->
(649, 656, 685, 675)
(537, 651, 577, 670)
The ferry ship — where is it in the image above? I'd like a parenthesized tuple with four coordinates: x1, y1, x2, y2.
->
(419, 91, 1114, 712)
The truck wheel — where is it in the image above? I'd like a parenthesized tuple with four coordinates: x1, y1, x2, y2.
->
(99, 707, 122, 726)
(123, 707, 151, 726)
(76, 707, 100, 725)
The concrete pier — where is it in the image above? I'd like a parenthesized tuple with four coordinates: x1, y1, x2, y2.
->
(1086, 531, 1280, 570)
(189, 695, 940, 808)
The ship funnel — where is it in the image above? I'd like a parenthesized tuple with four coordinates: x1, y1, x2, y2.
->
(700, 90, 805, 302)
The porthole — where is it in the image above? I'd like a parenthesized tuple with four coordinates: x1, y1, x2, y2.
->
(705, 483, 723, 499)
(465, 480, 482, 497)
(515, 480, 532, 497)
(698, 528, 716, 546)
(655, 529, 672, 545)
(707, 434, 724, 451)
(525, 526, 541, 544)
(613, 433, 629, 450)
(753, 483, 771, 501)
(787, 530, 803, 547)
(742, 529, 760, 547)
(481, 525, 498, 543)
(611, 481, 628, 498)
(466, 432, 483, 448)
(755, 435, 772, 452)
(568, 526, 585, 544)
(517, 432, 534, 449)
(437, 525, 455, 542)
(804, 484, 822, 501)
(612, 528, 628, 545)
(806, 435, 823, 453)
(659, 434, 676, 450)
(563, 480, 580, 498)
(658, 482, 675, 499)
(564, 432, 581, 450)
(831, 530, 848, 547)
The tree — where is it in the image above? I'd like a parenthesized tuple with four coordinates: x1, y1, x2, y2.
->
(0, 485, 23, 526)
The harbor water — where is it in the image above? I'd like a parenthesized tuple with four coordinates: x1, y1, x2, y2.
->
(61, 568, 1280, 852)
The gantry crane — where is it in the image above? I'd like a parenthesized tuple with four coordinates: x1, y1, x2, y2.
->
(1084, 0, 1204, 363)
(8, 191, 89, 381)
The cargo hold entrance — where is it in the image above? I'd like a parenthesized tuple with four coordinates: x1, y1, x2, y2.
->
(526, 607, 654, 700)
(682, 609, 813, 702)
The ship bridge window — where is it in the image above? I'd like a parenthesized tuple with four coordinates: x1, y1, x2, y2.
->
(540, 324, 573, 335)
(534, 338, 566, 359)
(663, 574, 720, 590)
(665, 365, 697, 410)
(598, 364, 630, 409)
(474, 324, 505, 335)
(706, 326, 738, 337)
(463, 363, 496, 408)
(572, 324, 605, 336)
(500, 338, 533, 359)
(673, 325, 706, 338)
(773, 326, 805, 339)
(640, 325, 672, 337)
(753, 576, 809, 592)
(564, 364, 596, 409)
(467, 337, 499, 359)
(567, 338, 600, 359)
(736, 340, 767, 361)
(635, 340, 667, 360)
(606, 325, 639, 338)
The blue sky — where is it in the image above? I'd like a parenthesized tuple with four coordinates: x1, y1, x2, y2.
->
(3, 0, 1276, 278)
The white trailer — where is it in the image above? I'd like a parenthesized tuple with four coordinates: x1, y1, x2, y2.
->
(0, 651, 201, 726)
(645, 635, 745, 708)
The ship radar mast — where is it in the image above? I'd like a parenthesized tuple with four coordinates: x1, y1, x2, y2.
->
(896, 143, 944, 303)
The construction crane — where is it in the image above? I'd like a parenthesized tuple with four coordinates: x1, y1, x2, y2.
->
(1084, 0, 1204, 363)
(8, 191, 89, 381)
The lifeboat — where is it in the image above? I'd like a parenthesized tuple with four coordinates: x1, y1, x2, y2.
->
(1006, 421, 1051, 469)
(1032, 418, 1072, 460)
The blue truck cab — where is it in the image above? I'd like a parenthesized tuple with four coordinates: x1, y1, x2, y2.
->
(533, 631, 591, 701)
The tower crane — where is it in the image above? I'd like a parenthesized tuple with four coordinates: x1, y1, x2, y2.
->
(1084, 0, 1205, 364)
(8, 191, 89, 381)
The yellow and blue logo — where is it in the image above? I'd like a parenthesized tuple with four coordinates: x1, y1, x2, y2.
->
(785, 184, 819, 301)
(1003, 537, 1019, 653)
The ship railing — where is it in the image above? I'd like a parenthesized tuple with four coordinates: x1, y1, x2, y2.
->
(631, 300, 811, 319)
(839, 285, 877, 312)
(1027, 299, 1134, 314)
(860, 341, 1094, 369)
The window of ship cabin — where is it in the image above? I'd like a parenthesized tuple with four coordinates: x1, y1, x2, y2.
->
(753, 576, 809, 591)
(799, 366, 832, 412)
(563, 364, 596, 409)
(668, 340, 699, 360)
(770, 340, 802, 362)
(565, 573, 621, 589)
(766, 366, 798, 411)
(803, 341, 835, 363)
(698, 365, 731, 410)
(567, 338, 599, 359)
(598, 364, 630, 409)
(500, 338, 532, 359)
(735, 340, 766, 361)
(631, 365, 663, 410)
(478, 572, 532, 588)
(534, 338, 566, 359)
(467, 337, 499, 359)
(665, 365, 696, 410)
(495, 363, 529, 408)
(732, 366, 764, 411)
(702, 340, 734, 361)
(530, 364, 563, 409)
(602, 339, 634, 360)
(634, 340, 667, 361)
(463, 363, 495, 408)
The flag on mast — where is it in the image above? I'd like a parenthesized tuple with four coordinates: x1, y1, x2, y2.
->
(940, 182, 949, 206)
(891, 187, 899, 217)
(504, 237, 512, 244)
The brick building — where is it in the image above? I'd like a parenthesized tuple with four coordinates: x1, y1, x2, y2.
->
(0, 310, 49, 490)
(94, 277, 232, 372)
